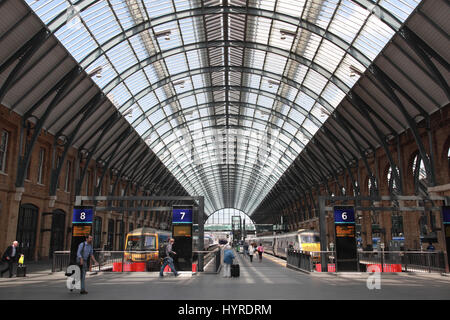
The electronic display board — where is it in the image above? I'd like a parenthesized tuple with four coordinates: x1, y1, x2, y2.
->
(334, 206, 357, 271)
(70, 206, 94, 266)
(443, 206, 450, 268)
(173, 224, 192, 237)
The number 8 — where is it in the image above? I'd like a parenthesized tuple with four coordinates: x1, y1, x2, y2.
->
(80, 212, 85, 220)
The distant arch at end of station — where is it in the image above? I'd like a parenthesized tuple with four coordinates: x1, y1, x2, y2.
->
(205, 208, 256, 231)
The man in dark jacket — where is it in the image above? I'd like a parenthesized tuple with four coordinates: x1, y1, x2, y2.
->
(159, 238, 179, 277)
(1, 241, 19, 278)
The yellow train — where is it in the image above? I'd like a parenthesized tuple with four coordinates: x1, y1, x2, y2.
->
(253, 229, 321, 260)
(124, 227, 171, 271)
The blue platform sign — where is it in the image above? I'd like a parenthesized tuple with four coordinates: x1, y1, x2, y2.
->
(334, 206, 355, 224)
(72, 207, 94, 224)
(443, 206, 450, 224)
(173, 208, 193, 224)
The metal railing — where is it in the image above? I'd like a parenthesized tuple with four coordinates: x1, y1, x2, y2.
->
(286, 250, 314, 272)
(358, 251, 446, 273)
(52, 249, 222, 273)
(193, 247, 222, 274)
(52, 251, 70, 272)
(286, 250, 446, 273)
(92, 251, 161, 272)
(52, 250, 160, 272)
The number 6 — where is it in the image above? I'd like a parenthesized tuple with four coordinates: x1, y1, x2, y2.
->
(342, 212, 347, 220)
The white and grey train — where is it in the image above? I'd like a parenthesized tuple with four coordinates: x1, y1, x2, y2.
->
(251, 229, 321, 259)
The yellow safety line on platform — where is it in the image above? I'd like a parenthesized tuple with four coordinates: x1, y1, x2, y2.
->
(260, 254, 287, 267)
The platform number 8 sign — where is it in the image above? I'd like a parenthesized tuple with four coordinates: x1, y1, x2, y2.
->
(72, 207, 93, 224)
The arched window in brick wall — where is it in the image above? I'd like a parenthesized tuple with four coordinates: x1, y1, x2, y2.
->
(367, 178, 377, 197)
(16, 204, 39, 260)
(93, 216, 102, 250)
(49, 209, 66, 258)
(387, 166, 401, 196)
(412, 154, 428, 196)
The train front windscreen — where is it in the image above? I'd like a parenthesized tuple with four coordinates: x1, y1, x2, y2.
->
(126, 235, 156, 251)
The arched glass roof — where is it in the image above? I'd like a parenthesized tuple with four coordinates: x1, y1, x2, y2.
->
(25, 0, 421, 215)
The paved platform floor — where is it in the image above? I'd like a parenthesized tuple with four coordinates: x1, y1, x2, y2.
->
(0, 252, 449, 300)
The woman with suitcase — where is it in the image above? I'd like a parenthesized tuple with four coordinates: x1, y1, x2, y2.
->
(223, 245, 235, 278)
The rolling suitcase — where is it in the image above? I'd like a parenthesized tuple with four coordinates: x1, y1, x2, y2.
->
(16, 265, 26, 277)
(231, 263, 240, 277)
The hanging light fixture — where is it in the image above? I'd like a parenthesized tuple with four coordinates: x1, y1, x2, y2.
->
(155, 30, 172, 41)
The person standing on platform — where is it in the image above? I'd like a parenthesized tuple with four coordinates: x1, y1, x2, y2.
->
(257, 243, 264, 262)
(77, 235, 98, 295)
(1, 241, 20, 278)
(243, 242, 249, 258)
(223, 245, 235, 278)
(159, 238, 179, 277)
(248, 243, 255, 263)
(426, 241, 435, 252)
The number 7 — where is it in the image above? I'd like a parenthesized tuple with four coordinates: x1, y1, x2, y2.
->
(180, 212, 185, 220)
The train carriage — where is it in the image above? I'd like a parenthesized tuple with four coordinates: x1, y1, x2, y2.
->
(253, 229, 320, 260)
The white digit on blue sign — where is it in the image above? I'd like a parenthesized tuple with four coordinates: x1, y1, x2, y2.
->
(80, 212, 86, 220)
(180, 212, 185, 220)
(342, 212, 347, 220)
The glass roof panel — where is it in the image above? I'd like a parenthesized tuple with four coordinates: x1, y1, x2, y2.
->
(25, 0, 421, 215)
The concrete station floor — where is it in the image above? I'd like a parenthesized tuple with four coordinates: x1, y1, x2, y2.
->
(0, 252, 449, 300)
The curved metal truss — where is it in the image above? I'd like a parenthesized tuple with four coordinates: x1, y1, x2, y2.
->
(1, 0, 447, 218)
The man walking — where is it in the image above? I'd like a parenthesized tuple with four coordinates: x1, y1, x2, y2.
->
(77, 235, 98, 294)
(159, 238, 179, 277)
(1, 241, 20, 278)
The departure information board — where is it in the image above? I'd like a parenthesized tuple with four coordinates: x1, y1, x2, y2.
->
(70, 206, 94, 266)
(443, 206, 450, 224)
(173, 224, 192, 237)
(334, 206, 357, 271)
(172, 206, 193, 271)
(443, 206, 450, 269)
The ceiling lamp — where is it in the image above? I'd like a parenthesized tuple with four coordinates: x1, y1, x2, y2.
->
(267, 79, 280, 89)
(88, 65, 102, 78)
(349, 65, 363, 77)
(123, 107, 134, 118)
(173, 79, 185, 88)
(279, 29, 296, 40)
(155, 30, 171, 40)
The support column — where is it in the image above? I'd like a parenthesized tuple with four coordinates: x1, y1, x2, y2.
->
(5, 193, 21, 247)
(198, 197, 205, 272)
(319, 197, 328, 272)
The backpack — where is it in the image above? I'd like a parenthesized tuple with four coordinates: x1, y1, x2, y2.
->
(160, 243, 171, 259)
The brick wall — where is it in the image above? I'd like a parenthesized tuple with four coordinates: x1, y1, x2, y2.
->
(0, 104, 171, 260)
(287, 105, 449, 251)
